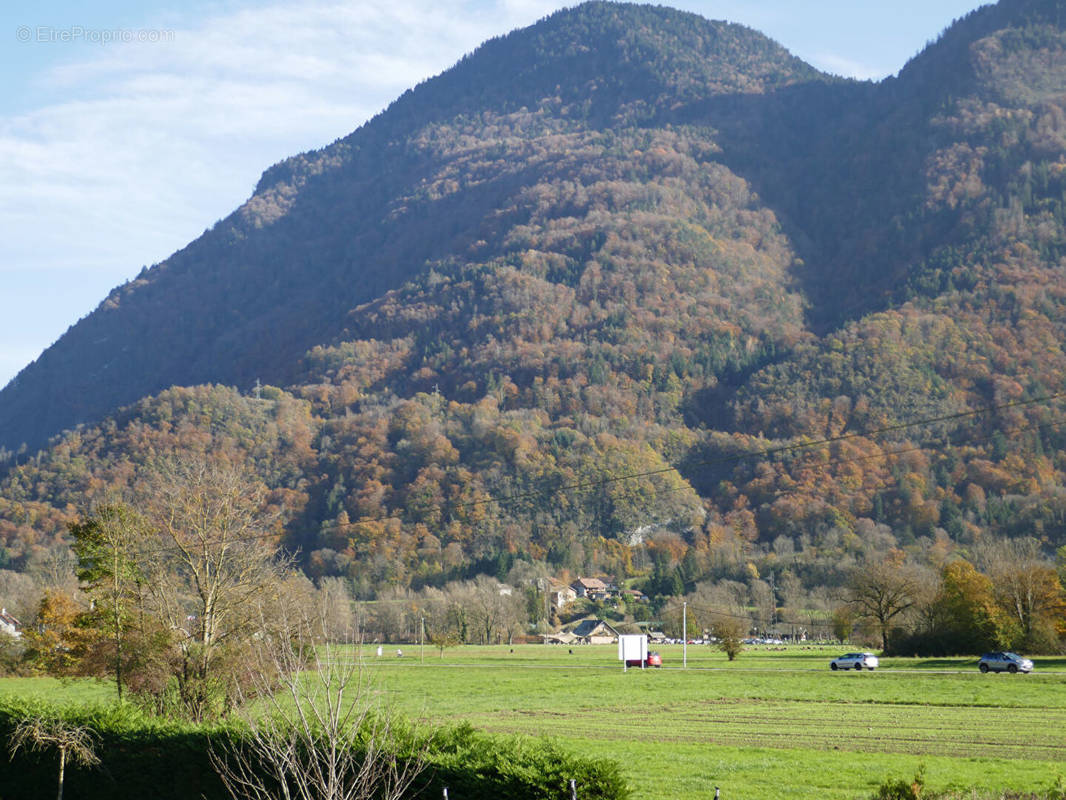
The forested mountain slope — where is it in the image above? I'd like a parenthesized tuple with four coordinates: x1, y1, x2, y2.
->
(3, 0, 1066, 599)
(0, 2, 818, 455)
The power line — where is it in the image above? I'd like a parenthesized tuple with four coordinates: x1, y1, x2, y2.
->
(67, 394, 1066, 557)
(325, 390, 1066, 532)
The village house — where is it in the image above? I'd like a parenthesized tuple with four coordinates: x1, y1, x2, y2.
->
(622, 588, 648, 603)
(570, 576, 613, 602)
(0, 608, 21, 639)
(569, 618, 620, 644)
(548, 581, 577, 610)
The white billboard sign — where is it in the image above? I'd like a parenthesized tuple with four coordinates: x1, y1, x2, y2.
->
(618, 634, 648, 665)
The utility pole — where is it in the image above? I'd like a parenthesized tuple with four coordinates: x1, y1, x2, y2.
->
(420, 616, 425, 664)
(683, 600, 688, 668)
(540, 577, 550, 633)
(769, 571, 776, 632)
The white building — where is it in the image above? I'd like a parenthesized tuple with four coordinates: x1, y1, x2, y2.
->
(0, 608, 21, 639)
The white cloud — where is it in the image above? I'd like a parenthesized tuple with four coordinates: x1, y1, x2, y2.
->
(2, 0, 968, 388)
(2, 0, 568, 275)
(0, 0, 566, 386)
(808, 52, 889, 82)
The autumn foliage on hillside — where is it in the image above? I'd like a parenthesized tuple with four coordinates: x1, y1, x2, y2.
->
(1, 1, 1065, 645)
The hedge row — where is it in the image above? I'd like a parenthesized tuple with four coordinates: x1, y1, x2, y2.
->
(0, 699, 629, 800)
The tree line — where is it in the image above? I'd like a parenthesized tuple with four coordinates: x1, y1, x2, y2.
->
(2, 451, 1063, 715)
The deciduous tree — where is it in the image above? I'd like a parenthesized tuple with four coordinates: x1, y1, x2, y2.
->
(23, 590, 95, 676)
(981, 537, 1064, 652)
(712, 615, 745, 661)
(931, 559, 1014, 653)
(847, 558, 919, 652)
(139, 455, 290, 719)
(69, 502, 148, 700)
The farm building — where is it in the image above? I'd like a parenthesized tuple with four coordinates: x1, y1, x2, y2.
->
(570, 618, 620, 644)
(543, 630, 579, 645)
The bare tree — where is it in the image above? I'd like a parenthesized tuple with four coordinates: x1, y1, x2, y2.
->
(661, 597, 700, 640)
(417, 587, 458, 657)
(369, 587, 412, 643)
(139, 455, 290, 719)
(748, 578, 774, 633)
(467, 576, 523, 645)
(0, 568, 41, 622)
(9, 716, 100, 800)
(691, 580, 750, 659)
(846, 559, 919, 651)
(25, 546, 79, 595)
(210, 615, 425, 800)
(315, 577, 356, 643)
(807, 587, 838, 641)
(500, 590, 529, 646)
(441, 582, 471, 643)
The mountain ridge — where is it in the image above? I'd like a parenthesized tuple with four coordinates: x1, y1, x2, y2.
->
(3, 0, 1066, 598)
(0, 2, 828, 454)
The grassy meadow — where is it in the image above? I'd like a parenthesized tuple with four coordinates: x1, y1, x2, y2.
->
(363, 643, 1066, 800)
(3, 644, 1065, 799)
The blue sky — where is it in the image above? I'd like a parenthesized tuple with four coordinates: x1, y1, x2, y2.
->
(1, 0, 990, 389)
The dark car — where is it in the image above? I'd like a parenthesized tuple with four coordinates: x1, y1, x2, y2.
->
(978, 652, 1033, 673)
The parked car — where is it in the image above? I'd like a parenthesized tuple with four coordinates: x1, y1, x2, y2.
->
(830, 652, 878, 671)
(978, 652, 1033, 674)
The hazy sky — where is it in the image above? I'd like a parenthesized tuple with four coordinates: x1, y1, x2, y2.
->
(1, 0, 990, 389)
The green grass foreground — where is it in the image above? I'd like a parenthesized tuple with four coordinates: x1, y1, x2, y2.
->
(2, 645, 1065, 799)
(362, 643, 1066, 800)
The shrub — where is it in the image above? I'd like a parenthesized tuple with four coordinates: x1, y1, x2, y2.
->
(0, 701, 630, 800)
(873, 766, 926, 800)
(414, 723, 629, 800)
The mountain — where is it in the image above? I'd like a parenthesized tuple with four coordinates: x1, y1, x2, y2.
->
(0, 3, 818, 456)
(3, 0, 1066, 594)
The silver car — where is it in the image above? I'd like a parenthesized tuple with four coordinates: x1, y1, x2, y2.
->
(830, 652, 878, 671)
(978, 652, 1033, 674)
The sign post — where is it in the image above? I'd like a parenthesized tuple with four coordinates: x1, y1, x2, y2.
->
(618, 634, 648, 671)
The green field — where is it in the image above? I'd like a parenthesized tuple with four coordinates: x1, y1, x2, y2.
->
(3, 645, 1065, 799)
(361, 644, 1066, 800)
